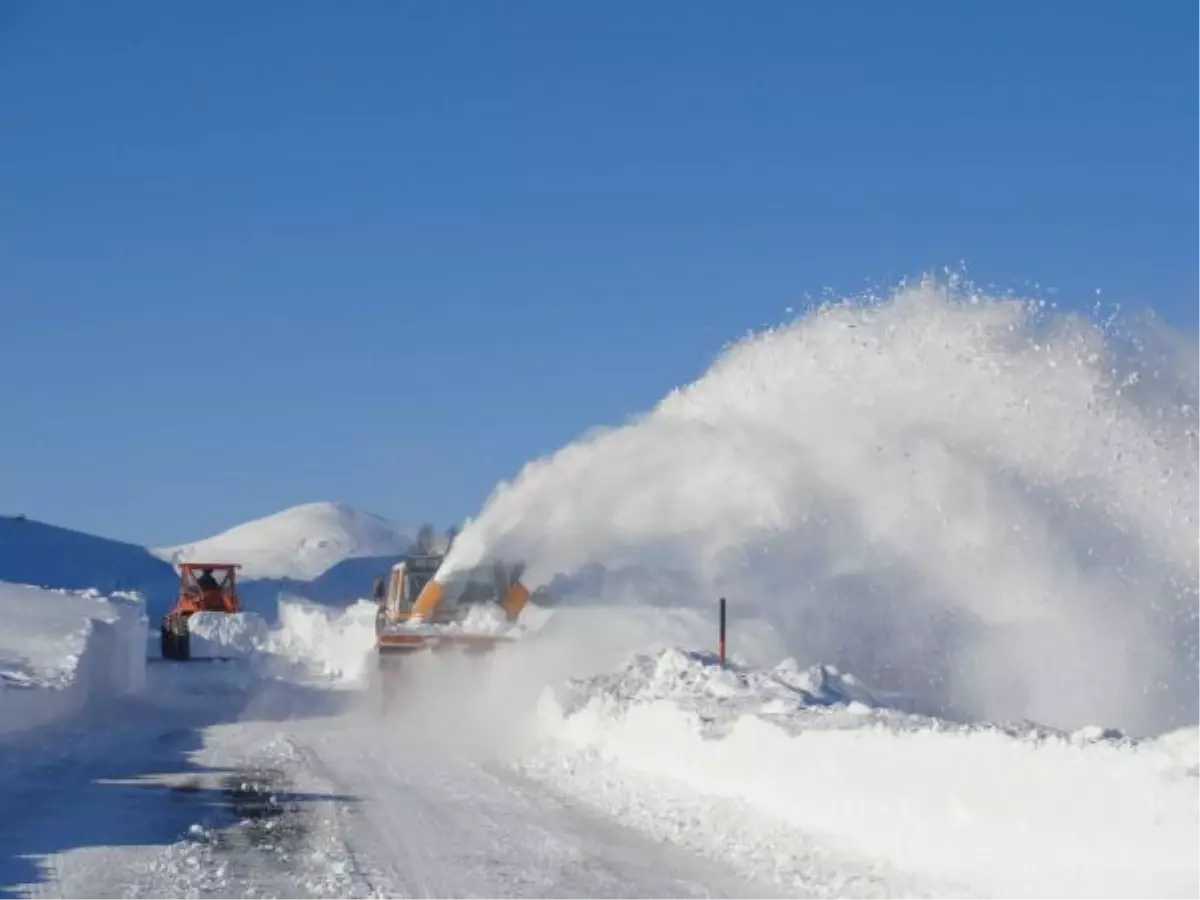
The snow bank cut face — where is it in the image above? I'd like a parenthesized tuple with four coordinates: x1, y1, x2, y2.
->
(533, 647, 1199, 899)
(0, 582, 148, 736)
(182, 598, 379, 685)
(443, 277, 1199, 735)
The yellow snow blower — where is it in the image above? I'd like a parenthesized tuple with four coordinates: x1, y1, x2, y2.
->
(372, 530, 530, 667)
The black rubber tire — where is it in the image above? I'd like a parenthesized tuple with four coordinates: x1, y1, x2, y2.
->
(161, 615, 191, 661)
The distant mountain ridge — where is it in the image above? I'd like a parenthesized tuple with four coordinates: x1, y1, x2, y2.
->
(1, 502, 421, 619)
(0, 514, 179, 607)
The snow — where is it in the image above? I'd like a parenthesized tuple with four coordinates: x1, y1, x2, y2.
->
(263, 596, 378, 683)
(154, 501, 416, 581)
(0, 584, 1194, 897)
(180, 596, 379, 684)
(0, 581, 148, 736)
(441, 278, 1199, 736)
(529, 646, 1199, 898)
(1, 282, 1196, 898)
(185, 610, 272, 658)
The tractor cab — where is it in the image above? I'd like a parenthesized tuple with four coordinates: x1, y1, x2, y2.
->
(176, 562, 241, 614)
(379, 552, 445, 622)
(160, 562, 243, 660)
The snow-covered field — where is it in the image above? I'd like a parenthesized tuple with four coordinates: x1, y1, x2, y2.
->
(2, 282, 1196, 899)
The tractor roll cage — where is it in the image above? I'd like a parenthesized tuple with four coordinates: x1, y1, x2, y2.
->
(179, 562, 240, 595)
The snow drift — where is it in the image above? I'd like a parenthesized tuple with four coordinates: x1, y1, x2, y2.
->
(531, 647, 1199, 899)
(0, 581, 148, 735)
(441, 277, 1199, 735)
(182, 596, 380, 685)
(264, 596, 379, 683)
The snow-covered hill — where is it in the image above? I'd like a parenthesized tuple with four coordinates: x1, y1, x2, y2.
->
(154, 501, 417, 581)
(0, 504, 418, 620)
(0, 514, 178, 602)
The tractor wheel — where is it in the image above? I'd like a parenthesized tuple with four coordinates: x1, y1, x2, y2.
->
(160, 615, 191, 661)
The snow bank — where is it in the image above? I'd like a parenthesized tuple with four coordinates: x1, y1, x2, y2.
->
(443, 277, 1198, 735)
(534, 648, 1199, 898)
(0, 581, 148, 736)
(180, 596, 379, 685)
(186, 611, 272, 658)
(264, 596, 377, 683)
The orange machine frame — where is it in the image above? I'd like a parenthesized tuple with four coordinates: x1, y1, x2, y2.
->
(375, 558, 531, 655)
(171, 562, 242, 615)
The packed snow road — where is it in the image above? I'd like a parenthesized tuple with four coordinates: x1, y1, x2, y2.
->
(0, 663, 783, 899)
(1, 597, 1194, 899)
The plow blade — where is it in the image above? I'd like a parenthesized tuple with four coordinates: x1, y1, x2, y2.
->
(376, 629, 519, 655)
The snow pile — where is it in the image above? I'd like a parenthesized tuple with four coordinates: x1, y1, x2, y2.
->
(534, 647, 1199, 898)
(185, 611, 271, 658)
(173, 597, 378, 684)
(441, 277, 1198, 735)
(441, 602, 520, 635)
(551, 648, 878, 731)
(263, 597, 378, 683)
(405, 601, 547, 638)
(155, 501, 416, 581)
(0, 581, 148, 735)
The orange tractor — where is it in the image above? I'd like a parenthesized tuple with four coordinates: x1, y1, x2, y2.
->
(160, 562, 242, 660)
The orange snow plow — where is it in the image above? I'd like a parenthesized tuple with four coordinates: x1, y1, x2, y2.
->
(160, 562, 242, 660)
(373, 531, 531, 665)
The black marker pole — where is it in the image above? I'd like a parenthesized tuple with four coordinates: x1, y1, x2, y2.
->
(718, 596, 727, 668)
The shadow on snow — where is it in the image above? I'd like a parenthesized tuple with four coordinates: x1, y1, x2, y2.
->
(0, 660, 359, 898)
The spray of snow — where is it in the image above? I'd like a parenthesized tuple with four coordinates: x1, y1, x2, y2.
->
(440, 277, 1198, 735)
(264, 596, 379, 683)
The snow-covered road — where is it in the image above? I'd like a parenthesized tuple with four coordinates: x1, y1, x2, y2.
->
(0, 664, 784, 899)
(1, 600, 1194, 899)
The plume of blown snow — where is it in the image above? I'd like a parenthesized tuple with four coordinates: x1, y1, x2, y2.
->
(442, 276, 1199, 735)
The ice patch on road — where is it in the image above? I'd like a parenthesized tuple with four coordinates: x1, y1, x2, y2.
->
(530, 646, 1199, 898)
(0, 581, 148, 736)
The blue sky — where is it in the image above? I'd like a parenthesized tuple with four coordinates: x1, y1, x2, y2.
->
(1, 1, 1195, 545)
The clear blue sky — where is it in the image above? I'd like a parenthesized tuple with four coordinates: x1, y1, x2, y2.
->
(1, 0, 1195, 546)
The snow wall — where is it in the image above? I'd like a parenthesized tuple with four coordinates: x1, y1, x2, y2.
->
(186, 596, 379, 685)
(534, 647, 1199, 899)
(440, 277, 1199, 736)
(0, 583, 148, 736)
